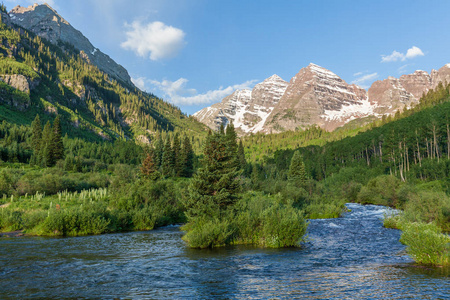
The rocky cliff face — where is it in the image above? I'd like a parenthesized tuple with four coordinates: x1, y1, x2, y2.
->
(193, 75, 288, 134)
(8, 3, 133, 86)
(195, 64, 450, 134)
(0, 74, 39, 93)
(265, 63, 370, 132)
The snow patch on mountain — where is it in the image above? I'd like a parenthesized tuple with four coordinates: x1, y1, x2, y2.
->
(322, 98, 378, 122)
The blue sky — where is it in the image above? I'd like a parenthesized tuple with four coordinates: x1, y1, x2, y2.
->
(5, 0, 450, 115)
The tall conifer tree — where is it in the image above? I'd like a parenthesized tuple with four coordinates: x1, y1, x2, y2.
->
(288, 150, 307, 185)
(161, 136, 174, 177)
(172, 133, 182, 177)
(186, 131, 241, 218)
(51, 115, 64, 162)
(181, 135, 194, 177)
(30, 114, 42, 165)
(39, 121, 53, 167)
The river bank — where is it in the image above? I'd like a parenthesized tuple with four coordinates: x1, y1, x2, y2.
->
(1, 203, 447, 299)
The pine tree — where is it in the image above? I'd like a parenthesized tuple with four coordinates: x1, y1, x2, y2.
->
(30, 114, 42, 165)
(172, 133, 182, 177)
(161, 136, 174, 177)
(185, 131, 241, 219)
(39, 121, 53, 167)
(237, 140, 247, 170)
(141, 149, 159, 180)
(288, 150, 307, 185)
(181, 135, 194, 177)
(51, 115, 64, 162)
(153, 134, 164, 169)
(225, 122, 238, 168)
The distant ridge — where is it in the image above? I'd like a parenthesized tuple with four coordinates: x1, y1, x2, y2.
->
(194, 63, 450, 134)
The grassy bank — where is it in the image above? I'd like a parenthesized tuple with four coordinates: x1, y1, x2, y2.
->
(0, 177, 188, 236)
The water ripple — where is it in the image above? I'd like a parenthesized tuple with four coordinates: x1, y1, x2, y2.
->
(0, 204, 448, 299)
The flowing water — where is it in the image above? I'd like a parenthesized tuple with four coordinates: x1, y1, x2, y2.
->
(0, 203, 448, 299)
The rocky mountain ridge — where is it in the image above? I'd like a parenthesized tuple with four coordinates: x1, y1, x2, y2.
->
(195, 63, 450, 134)
(8, 3, 133, 87)
(194, 75, 288, 134)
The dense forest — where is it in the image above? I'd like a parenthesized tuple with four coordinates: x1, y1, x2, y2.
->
(0, 7, 448, 266)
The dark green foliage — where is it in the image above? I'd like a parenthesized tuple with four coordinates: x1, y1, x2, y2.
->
(51, 115, 64, 161)
(185, 130, 241, 219)
(161, 136, 174, 177)
(237, 140, 247, 170)
(181, 135, 194, 177)
(172, 133, 183, 177)
(288, 150, 307, 185)
(39, 121, 53, 167)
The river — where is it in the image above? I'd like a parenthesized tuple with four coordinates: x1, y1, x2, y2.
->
(0, 203, 448, 299)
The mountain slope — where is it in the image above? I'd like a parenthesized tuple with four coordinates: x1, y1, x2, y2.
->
(8, 3, 132, 87)
(195, 63, 450, 135)
(194, 75, 288, 134)
(0, 6, 207, 142)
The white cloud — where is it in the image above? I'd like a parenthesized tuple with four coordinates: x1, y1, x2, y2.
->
(134, 77, 258, 105)
(381, 46, 424, 63)
(131, 77, 147, 91)
(121, 21, 186, 60)
(405, 46, 424, 59)
(351, 72, 378, 88)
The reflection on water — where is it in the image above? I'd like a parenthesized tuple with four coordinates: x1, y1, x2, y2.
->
(0, 204, 448, 299)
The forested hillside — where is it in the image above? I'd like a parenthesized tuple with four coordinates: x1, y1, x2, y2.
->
(0, 11, 207, 144)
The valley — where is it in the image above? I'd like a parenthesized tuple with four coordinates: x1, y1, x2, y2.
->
(0, 2, 449, 299)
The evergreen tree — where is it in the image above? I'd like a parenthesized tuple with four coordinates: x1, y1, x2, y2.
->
(181, 135, 194, 177)
(237, 140, 247, 170)
(185, 131, 241, 219)
(172, 133, 182, 177)
(30, 114, 42, 165)
(51, 115, 64, 162)
(161, 136, 174, 177)
(39, 121, 53, 167)
(153, 134, 164, 169)
(288, 150, 307, 185)
(225, 122, 238, 168)
(141, 149, 159, 180)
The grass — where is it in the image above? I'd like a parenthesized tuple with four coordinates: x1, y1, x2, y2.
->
(400, 221, 450, 266)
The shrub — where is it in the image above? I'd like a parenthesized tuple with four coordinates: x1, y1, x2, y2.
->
(400, 222, 450, 266)
(183, 192, 308, 248)
(357, 175, 401, 207)
(181, 217, 235, 248)
(403, 190, 450, 231)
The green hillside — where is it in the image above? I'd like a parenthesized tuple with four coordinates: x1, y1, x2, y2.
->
(0, 15, 207, 144)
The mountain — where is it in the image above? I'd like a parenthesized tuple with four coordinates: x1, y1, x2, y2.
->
(0, 4, 207, 142)
(195, 63, 450, 134)
(8, 3, 132, 87)
(194, 75, 288, 134)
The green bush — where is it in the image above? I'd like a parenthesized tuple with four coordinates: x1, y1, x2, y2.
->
(181, 217, 235, 248)
(0, 210, 22, 231)
(183, 192, 308, 248)
(400, 222, 450, 266)
(357, 175, 401, 207)
(403, 190, 450, 231)
(42, 209, 110, 236)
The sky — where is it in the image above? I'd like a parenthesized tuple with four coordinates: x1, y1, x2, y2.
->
(4, 0, 450, 115)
